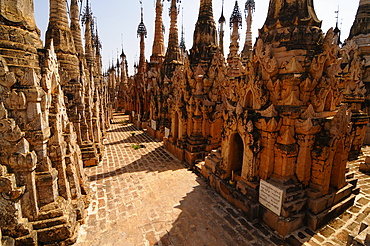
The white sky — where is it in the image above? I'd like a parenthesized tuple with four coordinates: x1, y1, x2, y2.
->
(34, 0, 360, 75)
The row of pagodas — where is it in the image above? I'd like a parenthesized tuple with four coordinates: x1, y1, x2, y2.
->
(0, 0, 113, 245)
(110, 0, 369, 238)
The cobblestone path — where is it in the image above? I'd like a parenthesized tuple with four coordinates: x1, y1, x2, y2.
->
(75, 113, 370, 246)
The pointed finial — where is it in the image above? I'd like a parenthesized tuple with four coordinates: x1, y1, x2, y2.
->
(333, 6, 341, 44)
(137, 0, 148, 37)
(180, 7, 186, 51)
(245, 0, 255, 13)
(219, 0, 226, 24)
(82, 0, 93, 25)
(121, 33, 125, 57)
(140, 0, 143, 22)
(230, 0, 242, 28)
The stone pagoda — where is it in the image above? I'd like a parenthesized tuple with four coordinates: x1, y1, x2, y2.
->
(147, 0, 183, 140)
(164, 0, 225, 164)
(348, 0, 370, 145)
(0, 0, 97, 244)
(130, 2, 148, 128)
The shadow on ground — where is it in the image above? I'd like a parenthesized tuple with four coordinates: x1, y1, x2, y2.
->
(89, 120, 183, 181)
(87, 145, 184, 182)
(152, 175, 297, 246)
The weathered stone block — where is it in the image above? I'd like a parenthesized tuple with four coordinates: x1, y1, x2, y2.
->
(360, 156, 370, 173)
(261, 207, 305, 237)
(36, 224, 73, 244)
(164, 139, 185, 162)
(236, 180, 259, 201)
(307, 194, 356, 231)
(307, 191, 335, 215)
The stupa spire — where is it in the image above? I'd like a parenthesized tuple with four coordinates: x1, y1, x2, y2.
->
(70, 0, 84, 56)
(262, 0, 321, 30)
(82, 0, 94, 67)
(137, 1, 147, 73)
(93, 18, 103, 75)
(179, 7, 186, 56)
(333, 6, 341, 45)
(164, 0, 182, 77)
(190, 0, 218, 66)
(46, 0, 79, 83)
(219, 0, 226, 55)
(48, 0, 69, 27)
(228, 1, 242, 59)
(259, 0, 322, 46)
(151, 0, 165, 64)
(349, 0, 370, 39)
(241, 0, 255, 59)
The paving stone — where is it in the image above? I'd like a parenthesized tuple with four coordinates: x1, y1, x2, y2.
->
(235, 226, 254, 241)
(335, 229, 351, 243)
(286, 235, 302, 246)
(270, 235, 287, 245)
(223, 214, 239, 227)
(330, 218, 346, 230)
(305, 239, 320, 246)
(319, 226, 336, 238)
(348, 221, 360, 231)
(349, 205, 362, 213)
(238, 218, 254, 230)
(357, 197, 370, 206)
(312, 234, 325, 243)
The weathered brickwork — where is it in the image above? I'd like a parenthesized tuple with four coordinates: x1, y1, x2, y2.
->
(1, 0, 369, 245)
(0, 0, 110, 244)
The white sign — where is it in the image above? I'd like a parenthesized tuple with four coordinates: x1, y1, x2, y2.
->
(165, 127, 170, 138)
(132, 111, 135, 117)
(259, 179, 284, 216)
(151, 120, 157, 130)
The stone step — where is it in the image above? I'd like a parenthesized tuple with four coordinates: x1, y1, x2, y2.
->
(32, 216, 69, 230)
(285, 189, 306, 203)
(307, 193, 356, 231)
(194, 162, 204, 173)
(346, 171, 356, 180)
(281, 197, 308, 217)
(205, 154, 222, 164)
(36, 223, 77, 245)
(37, 209, 64, 221)
(210, 149, 222, 158)
(347, 177, 358, 187)
(307, 183, 355, 215)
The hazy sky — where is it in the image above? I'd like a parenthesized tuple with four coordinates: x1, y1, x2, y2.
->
(33, 0, 360, 75)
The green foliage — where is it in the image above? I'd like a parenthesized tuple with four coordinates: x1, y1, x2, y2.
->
(132, 144, 141, 150)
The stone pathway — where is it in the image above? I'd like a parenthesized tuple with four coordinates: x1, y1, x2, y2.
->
(75, 113, 370, 246)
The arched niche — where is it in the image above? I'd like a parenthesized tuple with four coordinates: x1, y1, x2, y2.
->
(244, 90, 254, 109)
(227, 132, 244, 179)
